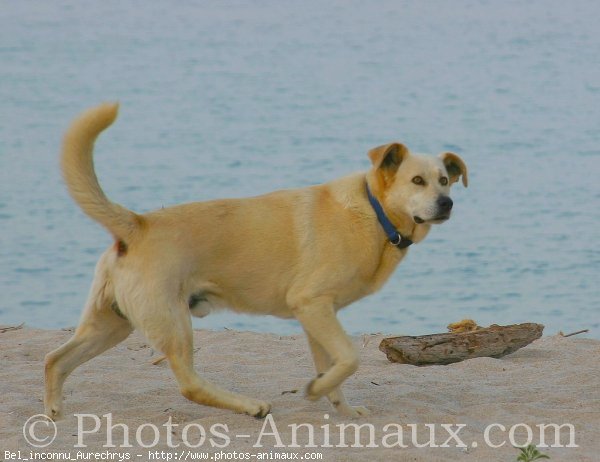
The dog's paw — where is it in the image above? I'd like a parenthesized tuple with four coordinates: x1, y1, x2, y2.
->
(336, 405, 371, 418)
(304, 375, 326, 401)
(245, 400, 272, 419)
(45, 406, 63, 421)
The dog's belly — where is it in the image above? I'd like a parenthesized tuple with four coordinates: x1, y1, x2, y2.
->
(187, 289, 295, 319)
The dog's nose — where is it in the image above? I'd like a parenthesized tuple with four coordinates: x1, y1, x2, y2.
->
(437, 196, 453, 211)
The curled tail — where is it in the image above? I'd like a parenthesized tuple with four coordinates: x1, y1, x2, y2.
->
(61, 103, 143, 244)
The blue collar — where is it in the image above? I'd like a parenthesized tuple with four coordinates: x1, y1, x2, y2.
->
(366, 183, 413, 249)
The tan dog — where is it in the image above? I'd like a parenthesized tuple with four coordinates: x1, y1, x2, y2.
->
(45, 103, 468, 420)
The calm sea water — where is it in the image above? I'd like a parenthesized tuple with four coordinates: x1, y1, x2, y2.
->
(1, 1, 599, 337)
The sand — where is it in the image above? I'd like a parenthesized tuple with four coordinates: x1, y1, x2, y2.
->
(1, 326, 598, 461)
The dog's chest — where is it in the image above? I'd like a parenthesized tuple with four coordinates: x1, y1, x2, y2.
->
(330, 246, 407, 310)
(367, 246, 407, 293)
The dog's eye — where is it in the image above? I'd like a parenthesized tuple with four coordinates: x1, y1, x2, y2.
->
(440, 177, 448, 186)
(412, 176, 425, 185)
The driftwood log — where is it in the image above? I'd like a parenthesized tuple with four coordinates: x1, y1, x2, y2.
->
(379, 323, 544, 366)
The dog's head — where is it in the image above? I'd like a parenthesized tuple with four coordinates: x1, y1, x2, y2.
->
(367, 142, 468, 225)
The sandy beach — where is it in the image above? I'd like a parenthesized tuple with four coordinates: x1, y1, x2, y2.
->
(1, 326, 598, 461)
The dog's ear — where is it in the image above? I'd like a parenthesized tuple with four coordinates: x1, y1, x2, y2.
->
(368, 142, 409, 172)
(439, 152, 468, 187)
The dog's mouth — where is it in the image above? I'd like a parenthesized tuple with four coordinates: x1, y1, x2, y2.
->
(413, 215, 450, 224)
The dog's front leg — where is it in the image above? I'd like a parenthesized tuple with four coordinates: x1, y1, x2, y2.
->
(306, 333, 370, 417)
(292, 297, 361, 406)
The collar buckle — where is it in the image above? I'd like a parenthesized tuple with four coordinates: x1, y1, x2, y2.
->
(394, 236, 413, 249)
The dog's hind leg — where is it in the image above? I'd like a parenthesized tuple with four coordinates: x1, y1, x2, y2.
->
(44, 272, 132, 420)
(306, 333, 370, 417)
(138, 297, 271, 418)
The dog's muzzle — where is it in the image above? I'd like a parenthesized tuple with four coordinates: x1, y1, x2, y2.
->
(414, 196, 453, 224)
